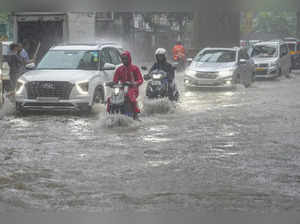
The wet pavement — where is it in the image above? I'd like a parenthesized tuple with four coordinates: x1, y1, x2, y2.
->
(1, 71, 300, 212)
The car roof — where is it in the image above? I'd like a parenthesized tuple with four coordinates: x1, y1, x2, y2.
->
(202, 47, 238, 51)
(253, 41, 281, 46)
(50, 42, 123, 51)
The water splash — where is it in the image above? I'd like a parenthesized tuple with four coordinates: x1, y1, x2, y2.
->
(143, 98, 175, 115)
(0, 96, 15, 120)
(94, 113, 140, 129)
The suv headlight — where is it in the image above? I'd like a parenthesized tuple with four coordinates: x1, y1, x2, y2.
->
(185, 69, 197, 76)
(270, 62, 279, 67)
(76, 80, 89, 95)
(16, 80, 26, 95)
(218, 70, 234, 77)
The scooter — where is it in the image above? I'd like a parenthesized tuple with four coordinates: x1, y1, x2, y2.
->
(106, 81, 136, 118)
(143, 69, 179, 101)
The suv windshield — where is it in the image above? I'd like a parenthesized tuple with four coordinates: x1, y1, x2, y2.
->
(194, 50, 236, 63)
(37, 50, 100, 70)
(251, 45, 278, 58)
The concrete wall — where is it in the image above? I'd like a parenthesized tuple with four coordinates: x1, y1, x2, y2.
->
(192, 10, 240, 51)
(67, 12, 96, 42)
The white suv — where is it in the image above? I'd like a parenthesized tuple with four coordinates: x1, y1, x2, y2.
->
(15, 42, 124, 114)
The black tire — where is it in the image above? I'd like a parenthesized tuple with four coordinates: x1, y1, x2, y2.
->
(15, 103, 26, 116)
(252, 72, 256, 82)
(78, 105, 92, 115)
(235, 74, 241, 84)
(278, 68, 282, 77)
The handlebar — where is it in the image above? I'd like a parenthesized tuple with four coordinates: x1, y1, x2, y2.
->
(106, 81, 135, 88)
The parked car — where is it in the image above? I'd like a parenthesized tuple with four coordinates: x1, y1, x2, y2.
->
(284, 38, 300, 69)
(249, 40, 291, 79)
(184, 47, 255, 89)
(15, 42, 124, 114)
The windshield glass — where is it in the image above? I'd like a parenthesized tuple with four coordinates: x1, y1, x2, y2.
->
(37, 50, 100, 70)
(251, 45, 278, 58)
(194, 50, 236, 63)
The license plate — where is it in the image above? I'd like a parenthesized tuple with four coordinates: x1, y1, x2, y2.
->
(256, 68, 266, 71)
(152, 81, 161, 86)
(36, 97, 59, 102)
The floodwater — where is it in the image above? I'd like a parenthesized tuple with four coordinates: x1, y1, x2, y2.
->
(1, 72, 300, 212)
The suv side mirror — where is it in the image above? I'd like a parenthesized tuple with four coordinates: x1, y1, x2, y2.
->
(103, 63, 116, 71)
(141, 66, 148, 71)
(26, 62, 36, 70)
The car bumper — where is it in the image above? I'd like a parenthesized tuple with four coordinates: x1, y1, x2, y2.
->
(15, 96, 90, 111)
(184, 77, 234, 89)
(255, 68, 278, 78)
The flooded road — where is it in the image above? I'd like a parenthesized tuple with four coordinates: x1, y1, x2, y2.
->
(1, 72, 300, 212)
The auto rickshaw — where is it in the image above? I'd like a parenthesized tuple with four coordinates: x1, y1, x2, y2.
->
(284, 37, 300, 69)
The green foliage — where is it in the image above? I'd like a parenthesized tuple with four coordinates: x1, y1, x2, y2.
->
(253, 11, 297, 37)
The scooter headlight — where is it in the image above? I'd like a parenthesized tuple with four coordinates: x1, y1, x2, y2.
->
(114, 88, 120, 95)
(16, 79, 26, 95)
(152, 74, 162, 79)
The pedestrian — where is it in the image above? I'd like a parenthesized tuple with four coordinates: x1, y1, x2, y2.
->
(7, 43, 25, 91)
(17, 43, 33, 65)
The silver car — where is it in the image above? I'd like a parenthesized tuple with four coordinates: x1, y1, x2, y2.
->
(249, 40, 291, 78)
(15, 42, 124, 114)
(184, 47, 255, 89)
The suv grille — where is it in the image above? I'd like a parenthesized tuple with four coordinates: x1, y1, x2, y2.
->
(196, 72, 218, 79)
(257, 63, 269, 68)
(256, 70, 268, 76)
(26, 81, 74, 100)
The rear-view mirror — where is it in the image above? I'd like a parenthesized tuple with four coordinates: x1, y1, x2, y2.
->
(103, 63, 116, 71)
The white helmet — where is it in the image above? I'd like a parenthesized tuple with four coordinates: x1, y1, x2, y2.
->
(155, 48, 167, 55)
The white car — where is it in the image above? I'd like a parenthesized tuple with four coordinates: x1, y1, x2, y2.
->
(184, 47, 255, 89)
(15, 42, 124, 114)
(249, 40, 291, 79)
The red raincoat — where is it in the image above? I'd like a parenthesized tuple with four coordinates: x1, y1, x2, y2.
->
(110, 51, 143, 113)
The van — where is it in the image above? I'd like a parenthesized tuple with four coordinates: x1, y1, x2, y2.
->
(250, 40, 291, 79)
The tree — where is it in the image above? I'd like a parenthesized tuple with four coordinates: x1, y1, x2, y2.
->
(253, 11, 296, 37)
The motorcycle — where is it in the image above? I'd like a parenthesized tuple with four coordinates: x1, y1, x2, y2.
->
(173, 54, 186, 72)
(106, 81, 135, 118)
(144, 69, 179, 101)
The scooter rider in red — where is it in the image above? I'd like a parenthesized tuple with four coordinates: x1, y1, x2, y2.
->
(108, 51, 144, 120)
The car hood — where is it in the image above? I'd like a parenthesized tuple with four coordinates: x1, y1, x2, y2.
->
(252, 57, 276, 64)
(189, 62, 236, 72)
(21, 70, 99, 83)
